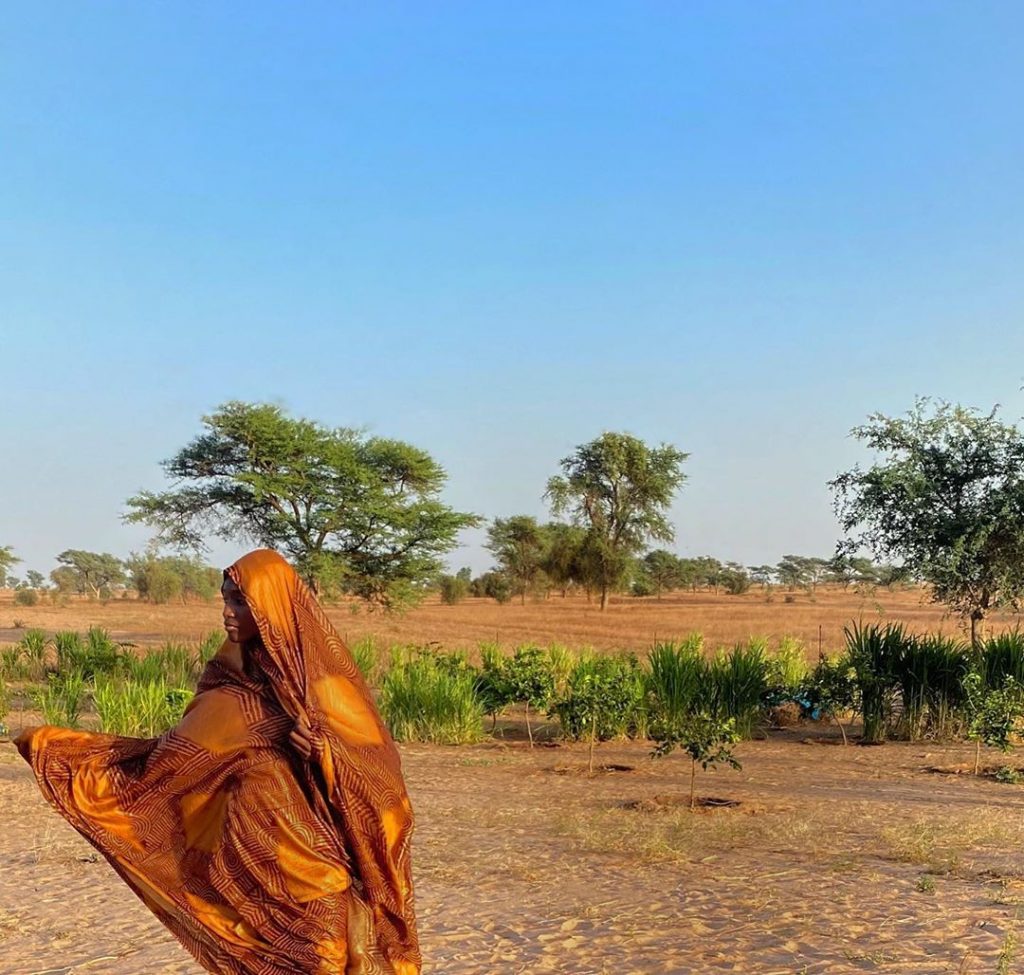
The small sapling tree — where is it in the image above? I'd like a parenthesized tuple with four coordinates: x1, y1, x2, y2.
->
(963, 673, 1024, 776)
(552, 659, 640, 773)
(800, 654, 858, 745)
(501, 647, 555, 747)
(651, 713, 742, 810)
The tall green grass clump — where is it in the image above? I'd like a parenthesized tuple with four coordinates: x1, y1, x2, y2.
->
(845, 621, 907, 743)
(35, 672, 86, 728)
(765, 637, 809, 703)
(646, 637, 708, 724)
(0, 674, 9, 732)
(19, 629, 49, 679)
(0, 646, 27, 680)
(349, 636, 379, 684)
(380, 652, 484, 744)
(980, 630, 1024, 689)
(94, 677, 192, 737)
(708, 640, 769, 736)
(122, 643, 197, 688)
(894, 633, 970, 740)
(54, 628, 121, 679)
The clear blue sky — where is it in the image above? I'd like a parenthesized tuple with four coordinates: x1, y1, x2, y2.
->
(2, 2, 1022, 576)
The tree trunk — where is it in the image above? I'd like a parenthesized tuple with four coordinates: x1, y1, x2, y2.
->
(588, 714, 597, 775)
(525, 702, 533, 748)
(690, 758, 697, 811)
(600, 585, 608, 611)
(970, 611, 984, 650)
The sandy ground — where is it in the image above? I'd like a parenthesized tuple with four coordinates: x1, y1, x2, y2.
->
(3, 722, 1024, 975)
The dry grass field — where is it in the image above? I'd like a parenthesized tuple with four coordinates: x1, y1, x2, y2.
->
(4, 587, 1024, 974)
(3, 584, 1023, 656)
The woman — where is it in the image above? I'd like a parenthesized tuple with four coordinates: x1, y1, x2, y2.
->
(15, 549, 420, 975)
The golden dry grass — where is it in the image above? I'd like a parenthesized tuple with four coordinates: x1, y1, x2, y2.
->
(4, 584, 1024, 655)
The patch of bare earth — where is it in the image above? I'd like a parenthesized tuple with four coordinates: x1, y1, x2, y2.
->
(3, 728, 1024, 974)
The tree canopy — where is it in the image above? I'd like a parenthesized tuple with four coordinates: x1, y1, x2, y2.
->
(485, 516, 548, 604)
(125, 401, 479, 607)
(51, 550, 126, 596)
(830, 400, 1024, 644)
(545, 432, 688, 609)
(0, 545, 20, 582)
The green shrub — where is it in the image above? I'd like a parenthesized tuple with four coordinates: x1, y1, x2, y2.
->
(800, 653, 858, 743)
(14, 588, 38, 607)
(0, 675, 9, 731)
(963, 673, 1024, 775)
(438, 574, 469, 605)
(493, 646, 556, 745)
(551, 654, 646, 745)
(380, 653, 484, 744)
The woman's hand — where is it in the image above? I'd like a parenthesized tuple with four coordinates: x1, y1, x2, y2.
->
(289, 713, 314, 761)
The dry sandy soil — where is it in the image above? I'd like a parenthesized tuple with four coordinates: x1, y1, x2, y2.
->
(3, 591, 1024, 973)
(3, 585, 1023, 655)
(3, 721, 1024, 974)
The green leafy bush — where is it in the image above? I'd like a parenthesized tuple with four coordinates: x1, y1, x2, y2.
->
(14, 588, 38, 607)
(963, 673, 1024, 775)
(551, 654, 647, 769)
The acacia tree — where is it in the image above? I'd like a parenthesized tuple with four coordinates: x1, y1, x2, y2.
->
(545, 432, 688, 610)
(125, 401, 479, 607)
(641, 549, 684, 599)
(486, 516, 549, 604)
(53, 550, 125, 597)
(831, 400, 1024, 646)
(541, 522, 586, 598)
(0, 546, 20, 584)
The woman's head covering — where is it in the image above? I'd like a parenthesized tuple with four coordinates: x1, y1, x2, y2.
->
(227, 549, 419, 973)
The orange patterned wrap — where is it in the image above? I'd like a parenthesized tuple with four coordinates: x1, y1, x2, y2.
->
(15, 548, 420, 975)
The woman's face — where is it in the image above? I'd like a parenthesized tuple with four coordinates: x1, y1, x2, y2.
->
(221, 577, 260, 644)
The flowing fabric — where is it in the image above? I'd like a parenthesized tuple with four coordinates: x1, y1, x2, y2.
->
(15, 549, 420, 975)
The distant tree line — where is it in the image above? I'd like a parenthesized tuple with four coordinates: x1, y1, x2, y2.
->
(440, 544, 904, 607)
(4, 396, 1024, 642)
(1, 548, 221, 605)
